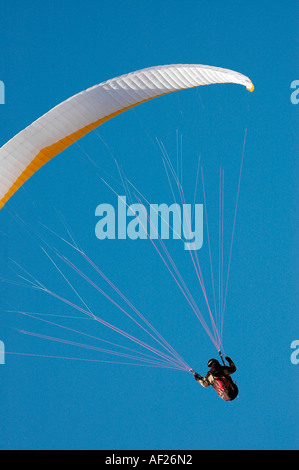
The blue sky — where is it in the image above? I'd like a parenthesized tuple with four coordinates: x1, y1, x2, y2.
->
(0, 0, 298, 450)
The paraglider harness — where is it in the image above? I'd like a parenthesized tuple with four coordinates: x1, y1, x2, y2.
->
(212, 373, 236, 399)
(212, 351, 238, 400)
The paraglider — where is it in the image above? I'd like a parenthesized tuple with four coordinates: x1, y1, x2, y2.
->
(190, 353, 238, 401)
(1, 64, 253, 403)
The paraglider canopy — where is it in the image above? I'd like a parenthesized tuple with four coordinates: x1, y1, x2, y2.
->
(0, 63, 253, 209)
